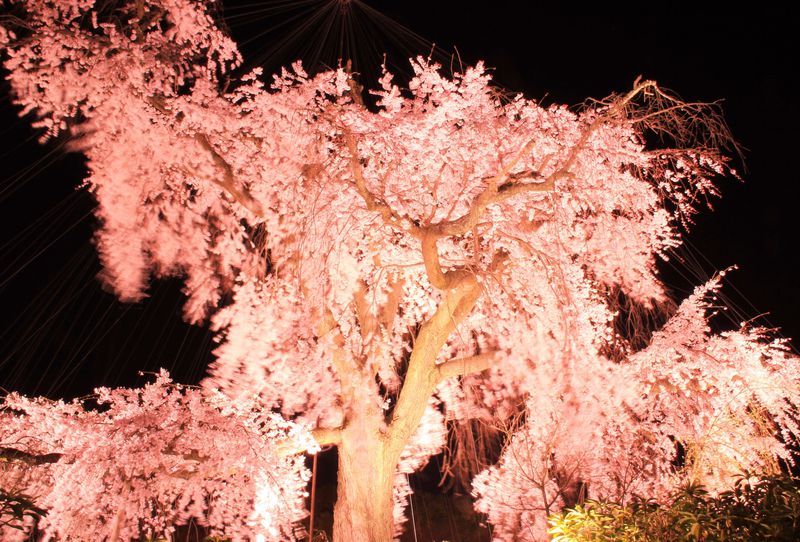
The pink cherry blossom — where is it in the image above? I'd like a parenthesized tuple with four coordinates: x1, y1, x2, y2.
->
(3, 2, 797, 540)
(0, 371, 316, 541)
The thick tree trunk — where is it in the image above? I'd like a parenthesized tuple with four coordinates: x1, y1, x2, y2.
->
(331, 418, 396, 542)
(326, 249, 486, 541)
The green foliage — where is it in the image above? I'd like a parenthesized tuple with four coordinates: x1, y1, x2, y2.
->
(548, 474, 800, 541)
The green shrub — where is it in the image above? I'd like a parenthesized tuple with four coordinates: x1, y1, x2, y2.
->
(548, 474, 800, 541)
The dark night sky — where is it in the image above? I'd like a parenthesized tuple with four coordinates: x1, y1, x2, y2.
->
(0, 2, 798, 399)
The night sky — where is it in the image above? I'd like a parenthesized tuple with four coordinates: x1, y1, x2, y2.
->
(0, 2, 797, 400)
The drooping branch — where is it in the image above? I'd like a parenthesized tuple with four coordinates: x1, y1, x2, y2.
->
(608, 78, 737, 156)
(421, 81, 686, 247)
(0, 488, 45, 528)
(143, 94, 266, 217)
(424, 80, 699, 244)
(194, 133, 264, 216)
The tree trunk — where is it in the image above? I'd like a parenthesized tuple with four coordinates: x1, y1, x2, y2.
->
(332, 418, 396, 542)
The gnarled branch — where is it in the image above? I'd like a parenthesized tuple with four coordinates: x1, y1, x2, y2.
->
(421, 233, 475, 290)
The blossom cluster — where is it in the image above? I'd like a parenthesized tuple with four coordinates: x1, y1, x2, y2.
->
(0, 371, 315, 541)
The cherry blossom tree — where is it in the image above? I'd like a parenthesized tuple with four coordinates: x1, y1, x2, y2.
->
(471, 274, 800, 540)
(0, 371, 316, 541)
(2, 1, 798, 541)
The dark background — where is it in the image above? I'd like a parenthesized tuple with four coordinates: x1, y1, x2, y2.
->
(1, 2, 797, 400)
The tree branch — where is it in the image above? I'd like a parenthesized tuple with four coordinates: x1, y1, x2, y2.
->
(143, 95, 265, 216)
(421, 79, 664, 243)
(341, 126, 419, 235)
(386, 277, 482, 460)
(424, 139, 552, 239)
(421, 233, 474, 290)
(341, 128, 556, 249)
(427, 175, 553, 239)
(434, 351, 498, 381)
(194, 133, 264, 216)
(311, 427, 343, 447)
(0, 446, 61, 465)
(275, 427, 342, 457)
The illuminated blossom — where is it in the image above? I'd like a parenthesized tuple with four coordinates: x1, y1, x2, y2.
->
(0, 371, 315, 541)
(2, 1, 797, 540)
